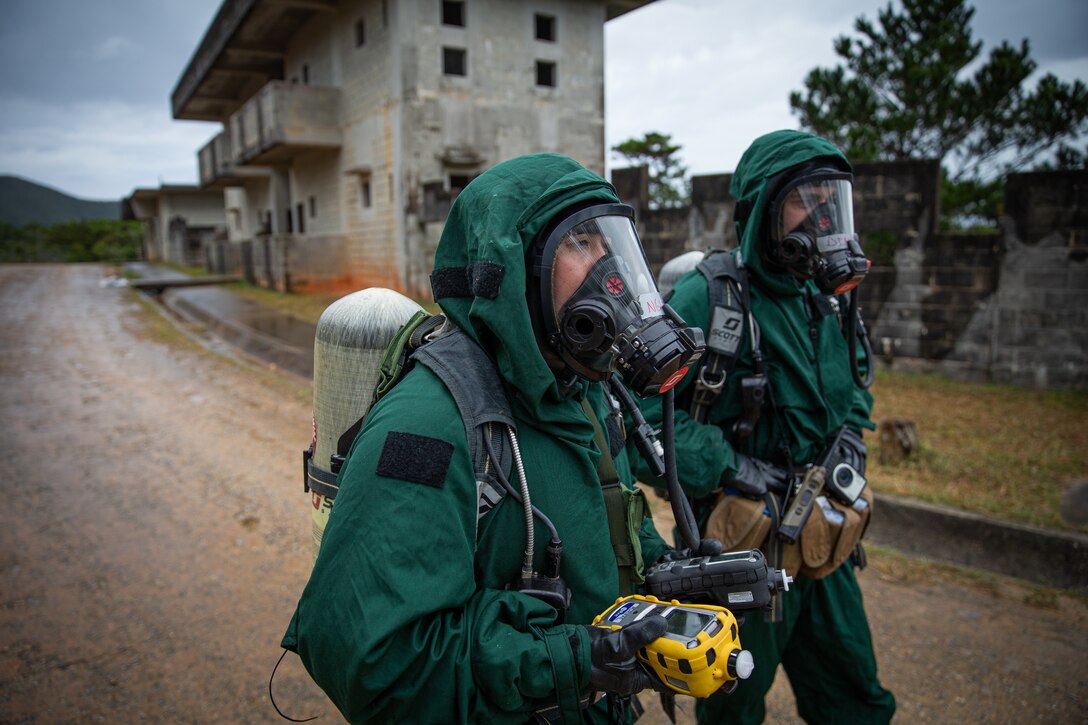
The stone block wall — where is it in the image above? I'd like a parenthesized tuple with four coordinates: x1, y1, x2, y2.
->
(620, 161, 1087, 388)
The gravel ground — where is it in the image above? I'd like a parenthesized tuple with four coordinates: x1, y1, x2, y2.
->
(0, 264, 1084, 724)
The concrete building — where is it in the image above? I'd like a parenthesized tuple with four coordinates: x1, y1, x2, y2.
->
(173, 0, 655, 296)
(122, 185, 228, 267)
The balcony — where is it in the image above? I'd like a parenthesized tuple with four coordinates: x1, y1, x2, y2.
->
(229, 81, 341, 166)
(198, 130, 271, 187)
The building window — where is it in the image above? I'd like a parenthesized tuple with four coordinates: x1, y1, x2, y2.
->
(296, 203, 306, 234)
(535, 14, 555, 42)
(302, 64, 310, 84)
(442, 1, 464, 27)
(359, 178, 372, 209)
(309, 196, 317, 218)
(443, 46, 466, 76)
(449, 174, 472, 193)
(355, 18, 366, 47)
(536, 60, 556, 88)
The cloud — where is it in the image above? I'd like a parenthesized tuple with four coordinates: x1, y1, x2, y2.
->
(0, 96, 219, 199)
(84, 36, 137, 62)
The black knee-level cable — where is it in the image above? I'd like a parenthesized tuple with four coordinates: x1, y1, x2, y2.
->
(662, 388, 701, 551)
(848, 289, 874, 389)
(269, 649, 318, 722)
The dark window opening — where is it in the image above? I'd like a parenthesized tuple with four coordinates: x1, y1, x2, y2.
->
(360, 179, 372, 208)
(535, 14, 556, 41)
(442, 1, 464, 27)
(443, 47, 466, 76)
(355, 18, 366, 47)
(285, 208, 293, 233)
(536, 60, 556, 88)
(449, 174, 472, 193)
(302, 64, 310, 84)
(309, 196, 316, 218)
(296, 203, 305, 234)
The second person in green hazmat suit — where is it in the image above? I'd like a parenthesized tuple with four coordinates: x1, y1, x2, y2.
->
(637, 130, 897, 724)
(281, 153, 712, 723)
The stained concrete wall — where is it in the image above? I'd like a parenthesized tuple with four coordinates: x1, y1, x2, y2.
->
(622, 163, 1088, 388)
(196, 0, 617, 298)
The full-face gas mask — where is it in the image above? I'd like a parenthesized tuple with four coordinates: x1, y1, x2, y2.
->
(764, 168, 870, 295)
(529, 203, 704, 398)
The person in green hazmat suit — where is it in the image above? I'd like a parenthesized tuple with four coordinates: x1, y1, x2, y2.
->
(282, 152, 712, 724)
(636, 130, 896, 724)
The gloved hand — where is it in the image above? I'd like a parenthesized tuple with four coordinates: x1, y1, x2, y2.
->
(584, 616, 669, 695)
(726, 454, 791, 498)
(658, 538, 723, 563)
(830, 428, 867, 477)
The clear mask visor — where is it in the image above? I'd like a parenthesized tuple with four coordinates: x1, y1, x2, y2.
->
(772, 176, 856, 248)
(549, 214, 663, 331)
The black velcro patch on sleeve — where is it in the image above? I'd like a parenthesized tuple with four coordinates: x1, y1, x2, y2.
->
(376, 431, 454, 488)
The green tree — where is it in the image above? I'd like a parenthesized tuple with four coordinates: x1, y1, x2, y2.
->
(611, 131, 690, 209)
(789, 0, 1088, 227)
(0, 220, 141, 263)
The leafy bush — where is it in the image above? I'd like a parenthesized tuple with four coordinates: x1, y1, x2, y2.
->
(0, 220, 142, 263)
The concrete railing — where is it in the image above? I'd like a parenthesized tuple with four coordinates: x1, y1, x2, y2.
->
(230, 81, 341, 166)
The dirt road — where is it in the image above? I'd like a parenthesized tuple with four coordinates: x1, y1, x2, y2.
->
(1, 265, 1084, 724)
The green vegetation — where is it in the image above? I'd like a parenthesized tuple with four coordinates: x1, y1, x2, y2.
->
(0, 220, 142, 263)
(868, 368, 1088, 531)
(790, 0, 1088, 229)
(226, 280, 440, 323)
(611, 131, 690, 209)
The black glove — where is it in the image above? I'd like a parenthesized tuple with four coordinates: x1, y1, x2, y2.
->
(726, 454, 791, 498)
(584, 616, 669, 696)
(658, 538, 723, 563)
(832, 428, 867, 477)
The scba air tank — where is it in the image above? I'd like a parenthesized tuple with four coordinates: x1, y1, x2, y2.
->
(307, 288, 424, 563)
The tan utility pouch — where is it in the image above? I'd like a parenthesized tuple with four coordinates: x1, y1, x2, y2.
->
(798, 485, 874, 579)
(704, 485, 874, 580)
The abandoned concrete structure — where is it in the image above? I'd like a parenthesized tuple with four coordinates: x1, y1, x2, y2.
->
(167, 0, 655, 296)
(616, 164, 1088, 388)
(122, 185, 227, 268)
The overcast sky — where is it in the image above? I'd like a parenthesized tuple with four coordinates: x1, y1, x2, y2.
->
(0, 0, 1085, 200)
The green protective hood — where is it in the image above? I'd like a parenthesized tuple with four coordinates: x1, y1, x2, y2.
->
(731, 130, 851, 297)
(432, 153, 621, 428)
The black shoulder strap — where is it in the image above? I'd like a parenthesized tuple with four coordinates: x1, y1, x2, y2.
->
(690, 249, 749, 423)
(411, 328, 516, 522)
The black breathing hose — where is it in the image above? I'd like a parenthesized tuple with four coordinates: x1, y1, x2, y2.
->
(662, 388, 702, 551)
(847, 288, 875, 389)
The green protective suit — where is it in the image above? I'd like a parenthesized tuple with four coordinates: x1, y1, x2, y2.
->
(637, 130, 895, 724)
(282, 153, 671, 724)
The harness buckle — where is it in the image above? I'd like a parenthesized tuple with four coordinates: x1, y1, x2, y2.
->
(697, 366, 727, 392)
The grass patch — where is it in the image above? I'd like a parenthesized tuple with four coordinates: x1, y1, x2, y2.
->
(867, 368, 1088, 531)
(225, 281, 440, 324)
(226, 281, 342, 323)
(124, 289, 206, 352)
(124, 288, 311, 407)
(161, 261, 209, 277)
(864, 544, 1085, 610)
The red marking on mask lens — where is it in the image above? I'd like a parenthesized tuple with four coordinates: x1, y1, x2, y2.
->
(659, 366, 689, 393)
(834, 280, 860, 294)
(606, 276, 625, 295)
(818, 215, 832, 230)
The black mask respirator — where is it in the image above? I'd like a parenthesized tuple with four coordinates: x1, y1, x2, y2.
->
(764, 168, 870, 295)
(529, 203, 704, 398)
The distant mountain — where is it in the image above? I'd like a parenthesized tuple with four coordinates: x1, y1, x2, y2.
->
(0, 175, 120, 227)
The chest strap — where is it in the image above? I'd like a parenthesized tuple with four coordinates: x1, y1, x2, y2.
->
(581, 398, 645, 596)
(690, 250, 750, 423)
